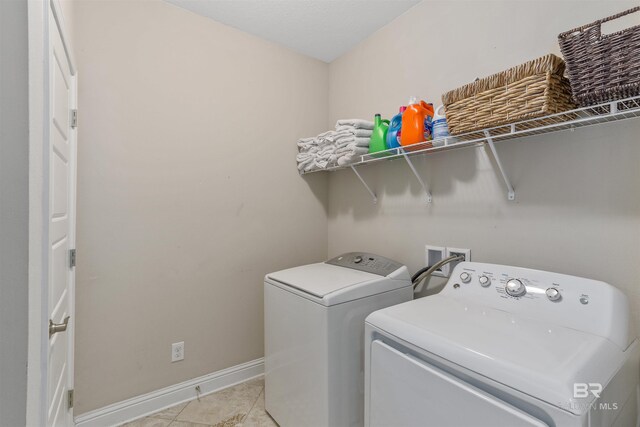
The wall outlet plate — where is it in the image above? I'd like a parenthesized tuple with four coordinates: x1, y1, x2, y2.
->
(172, 341, 184, 362)
(445, 247, 471, 275)
(425, 245, 447, 278)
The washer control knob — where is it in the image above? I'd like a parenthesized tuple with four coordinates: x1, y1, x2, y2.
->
(505, 279, 526, 297)
(478, 275, 491, 287)
(460, 272, 471, 283)
(353, 256, 363, 264)
(546, 287, 561, 302)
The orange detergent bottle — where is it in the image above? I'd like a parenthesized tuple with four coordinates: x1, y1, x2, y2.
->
(400, 97, 435, 149)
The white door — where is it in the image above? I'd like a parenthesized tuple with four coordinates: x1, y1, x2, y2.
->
(47, 2, 77, 426)
(368, 340, 548, 427)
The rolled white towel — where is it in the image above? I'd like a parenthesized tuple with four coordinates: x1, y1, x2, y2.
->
(335, 119, 374, 130)
(355, 136, 371, 146)
(296, 151, 315, 161)
(331, 129, 353, 139)
(298, 156, 314, 172)
(318, 134, 340, 144)
(336, 136, 370, 148)
(298, 130, 341, 149)
(317, 130, 336, 138)
(297, 140, 316, 150)
(336, 143, 368, 153)
(307, 130, 337, 143)
(298, 147, 319, 158)
(317, 151, 333, 159)
(335, 137, 353, 147)
(335, 126, 373, 137)
(317, 144, 332, 153)
(337, 153, 363, 166)
(315, 159, 329, 169)
(336, 145, 369, 156)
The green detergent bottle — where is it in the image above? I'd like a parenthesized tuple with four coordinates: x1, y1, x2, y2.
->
(369, 114, 390, 155)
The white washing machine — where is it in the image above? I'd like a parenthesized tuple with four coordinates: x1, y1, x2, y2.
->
(365, 262, 640, 427)
(264, 252, 413, 427)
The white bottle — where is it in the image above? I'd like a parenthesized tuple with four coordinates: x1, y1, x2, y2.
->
(432, 105, 449, 146)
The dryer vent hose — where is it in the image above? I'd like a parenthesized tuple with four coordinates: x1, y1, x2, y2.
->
(412, 255, 465, 290)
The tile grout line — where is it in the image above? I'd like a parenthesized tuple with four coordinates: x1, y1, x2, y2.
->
(139, 379, 264, 426)
(168, 419, 211, 427)
(168, 400, 191, 425)
(143, 400, 190, 426)
(240, 386, 264, 423)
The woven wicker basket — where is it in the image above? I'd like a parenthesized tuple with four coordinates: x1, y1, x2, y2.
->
(442, 54, 576, 135)
(558, 7, 640, 107)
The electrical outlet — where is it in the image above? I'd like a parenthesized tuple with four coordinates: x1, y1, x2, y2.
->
(425, 245, 447, 278)
(445, 247, 471, 274)
(172, 341, 184, 362)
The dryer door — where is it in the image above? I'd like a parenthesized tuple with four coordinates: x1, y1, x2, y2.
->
(368, 340, 549, 427)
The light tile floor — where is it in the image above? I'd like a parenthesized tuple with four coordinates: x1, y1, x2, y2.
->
(121, 377, 277, 427)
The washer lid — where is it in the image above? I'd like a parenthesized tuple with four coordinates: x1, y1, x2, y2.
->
(267, 262, 379, 299)
(366, 295, 629, 415)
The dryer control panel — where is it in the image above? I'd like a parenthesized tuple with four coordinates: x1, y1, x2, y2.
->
(442, 262, 633, 349)
(326, 252, 403, 277)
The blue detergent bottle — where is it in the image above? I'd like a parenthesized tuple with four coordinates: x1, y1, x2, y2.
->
(386, 106, 406, 149)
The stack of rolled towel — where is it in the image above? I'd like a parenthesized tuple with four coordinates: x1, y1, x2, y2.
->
(296, 130, 341, 173)
(296, 119, 374, 173)
(334, 119, 374, 166)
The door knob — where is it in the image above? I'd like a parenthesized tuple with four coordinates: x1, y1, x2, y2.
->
(49, 316, 70, 337)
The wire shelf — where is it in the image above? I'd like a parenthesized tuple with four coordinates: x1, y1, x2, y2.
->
(302, 96, 640, 173)
(300, 96, 640, 203)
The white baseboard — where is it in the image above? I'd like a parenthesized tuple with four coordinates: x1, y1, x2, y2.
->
(74, 358, 264, 427)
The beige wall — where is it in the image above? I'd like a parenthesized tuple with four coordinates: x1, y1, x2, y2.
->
(0, 0, 29, 425)
(67, 0, 640, 415)
(70, 0, 328, 414)
(328, 0, 640, 326)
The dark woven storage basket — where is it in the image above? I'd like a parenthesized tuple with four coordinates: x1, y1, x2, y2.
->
(559, 7, 640, 107)
(442, 54, 576, 135)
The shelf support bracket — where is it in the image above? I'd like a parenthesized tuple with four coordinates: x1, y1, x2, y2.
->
(610, 100, 618, 115)
(350, 165, 377, 203)
(402, 152, 432, 203)
(484, 131, 515, 201)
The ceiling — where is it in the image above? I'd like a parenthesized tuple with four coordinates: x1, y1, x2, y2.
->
(164, 0, 421, 62)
